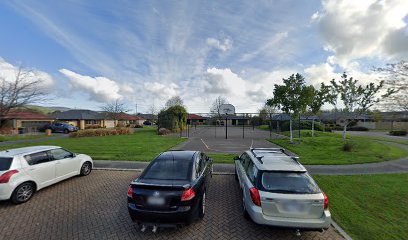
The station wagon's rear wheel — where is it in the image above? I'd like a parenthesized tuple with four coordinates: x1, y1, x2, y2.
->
(11, 182, 35, 204)
(242, 193, 250, 220)
(199, 192, 206, 219)
(80, 162, 92, 176)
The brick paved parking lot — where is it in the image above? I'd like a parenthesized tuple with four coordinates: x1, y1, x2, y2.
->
(0, 170, 343, 240)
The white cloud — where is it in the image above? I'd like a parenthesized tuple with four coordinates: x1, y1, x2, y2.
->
(144, 82, 179, 100)
(314, 0, 408, 67)
(59, 69, 128, 102)
(206, 37, 233, 51)
(304, 62, 339, 86)
(0, 58, 54, 89)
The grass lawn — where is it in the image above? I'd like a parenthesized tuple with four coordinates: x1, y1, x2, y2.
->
(0, 128, 185, 161)
(0, 134, 51, 142)
(207, 153, 236, 164)
(270, 131, 407, 165)
(314, 174, 408, 240)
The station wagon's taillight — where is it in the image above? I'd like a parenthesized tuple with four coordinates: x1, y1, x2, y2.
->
(127, 185, 133, 198)
(250, 187, 261, 206)
(181, 188, 196, 201)
(0, 170, 19, 184)
(323, 192, 329, 209)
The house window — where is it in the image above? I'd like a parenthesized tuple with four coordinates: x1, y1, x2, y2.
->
(85, 120, 100, 125)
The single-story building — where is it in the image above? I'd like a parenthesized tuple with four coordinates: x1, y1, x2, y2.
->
(53, 110, 115, 130)
(116, 113, 145, 127)
(216, 114, 250, 126)
(137, 113, 157, 124)
(187, 114, 207, 125)
(0, 110, 54, 133)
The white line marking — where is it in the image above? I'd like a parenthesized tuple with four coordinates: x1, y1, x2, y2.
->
(201, 138, 210, 149)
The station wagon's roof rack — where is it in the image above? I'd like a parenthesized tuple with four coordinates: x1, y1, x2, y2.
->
(250, 147, 285, 155)
(249, 147, 303, 168)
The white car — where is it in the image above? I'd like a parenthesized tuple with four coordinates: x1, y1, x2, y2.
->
(0, 146, 93, 204)
(235, 148, 331, 232)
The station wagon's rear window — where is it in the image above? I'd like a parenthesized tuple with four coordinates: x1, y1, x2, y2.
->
(0, 157, 13, 171)
(142, 153, 192, 180)
(261, 172, 320, 194)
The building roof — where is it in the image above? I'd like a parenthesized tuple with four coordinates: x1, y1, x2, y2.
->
(137, 113, 157, 120)
(116, 113, 145, 121)
(188, 114, 206, 120)
(53, 110, 106, 120)
(1, 110, 53, 120)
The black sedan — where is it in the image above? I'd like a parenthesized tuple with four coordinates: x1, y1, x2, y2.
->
(127, 150, 212, 230)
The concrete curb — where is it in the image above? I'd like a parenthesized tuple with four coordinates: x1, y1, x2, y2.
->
(331, 221, 353, 240)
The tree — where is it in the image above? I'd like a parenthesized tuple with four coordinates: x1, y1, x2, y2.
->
(308, 83, 332, 137)
(0, 66, 49, 128)
(210, 96, 228, 118)
(266, 73, 314, 143)
(157, 105, 188, 132)
(374, 61, 407, 111)
(101, 100, 129, 124)
(259, 104, 276, 129)
(330, 72, 390, 140)
(165, 96, 184, 108)
(148, 102, 157, 115)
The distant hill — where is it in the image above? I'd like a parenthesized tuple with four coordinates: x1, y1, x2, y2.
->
(26, 105, 72, 114)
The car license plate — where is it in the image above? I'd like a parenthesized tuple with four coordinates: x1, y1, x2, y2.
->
(283, 201, 304, 212)
(147, 196, 165, 206)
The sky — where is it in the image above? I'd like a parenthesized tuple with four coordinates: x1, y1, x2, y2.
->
(0, 0, 407, 113)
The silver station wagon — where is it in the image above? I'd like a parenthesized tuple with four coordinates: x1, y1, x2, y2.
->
(234, 148, 331, 233)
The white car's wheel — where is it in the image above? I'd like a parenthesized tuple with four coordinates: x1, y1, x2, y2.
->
(11, 182, 35, 204)
(80, 162, 92, 176)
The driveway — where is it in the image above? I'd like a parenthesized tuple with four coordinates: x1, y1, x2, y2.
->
(173, 126, 284, 154)
(334, 130, 408, 143)
(0, 170, 342, 240)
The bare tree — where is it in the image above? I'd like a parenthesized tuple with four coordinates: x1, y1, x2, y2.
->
(101, 100, 129, 122)
(165, 96, 184, 108)
(0, 66, 49, 127)
(148, 102, 157, 115)
(374, 61, 407, 111)
(210, 96, 229, 118)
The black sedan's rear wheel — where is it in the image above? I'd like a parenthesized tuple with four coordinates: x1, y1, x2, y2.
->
(198, 192, 206, 219)
(64, 129, 69, 134)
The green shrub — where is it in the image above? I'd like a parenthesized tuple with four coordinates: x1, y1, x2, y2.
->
(69, 128, 133, 138)
(280, 120, 324, 132)
(342, 142, 354, 152)
(134, 125, 143, 128)
(389, 130, 407, 136)
(158, 128, 171, 135)
(348, 126, 369, 131)
(157, 105, 188, 131)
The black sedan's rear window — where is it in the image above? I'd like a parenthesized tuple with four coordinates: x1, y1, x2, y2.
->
(261, 171, 320, 194)
(142, 153, 192, 180)
(0, 157, 13, 171)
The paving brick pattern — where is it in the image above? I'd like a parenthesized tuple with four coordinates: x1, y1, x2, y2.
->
(0, 170, 343, 240)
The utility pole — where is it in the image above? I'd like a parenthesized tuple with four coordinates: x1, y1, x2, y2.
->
(225, 113, 228, 139)
(135, 103, 138, 115)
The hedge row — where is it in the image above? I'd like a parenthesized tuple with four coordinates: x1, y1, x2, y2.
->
(389, 130, 407, 136)
(69, 128, 133, 138)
